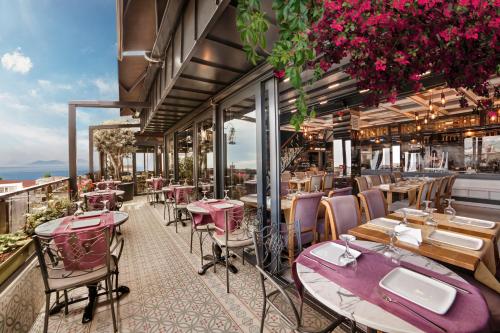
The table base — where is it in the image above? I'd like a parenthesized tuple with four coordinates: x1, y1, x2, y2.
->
(49, 285, 130, 323)
(198, 245, 238, 275)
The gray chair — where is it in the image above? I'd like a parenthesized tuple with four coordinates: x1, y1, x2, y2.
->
(34, 227, 120, 333)
(252, 227, 345, 333)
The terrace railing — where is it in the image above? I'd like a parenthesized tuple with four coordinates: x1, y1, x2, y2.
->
(0, 178, 70, 234)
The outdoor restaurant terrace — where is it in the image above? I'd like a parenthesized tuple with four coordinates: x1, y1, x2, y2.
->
(0, 1, 499, 333)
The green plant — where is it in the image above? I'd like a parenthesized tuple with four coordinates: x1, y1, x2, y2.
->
(24, 196, 71, 236)
(178, 156, 193, 180)
(0, 232, 29, 256)
(236, 0, 324, 130)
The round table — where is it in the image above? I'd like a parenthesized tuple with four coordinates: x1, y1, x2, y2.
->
(187, 200, 244, 275)
(34, 211, 129, 236)
(296, 240, 467, 333)
(34, 211, 129, 323)
(82, 189, 125, 197)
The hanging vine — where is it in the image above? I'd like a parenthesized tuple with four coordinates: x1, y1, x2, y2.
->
(236, 0, 324, 130)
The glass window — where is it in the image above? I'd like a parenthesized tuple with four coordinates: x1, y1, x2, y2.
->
(223, 95, 257, 199)
(177, 127, 194, 183)
(392, 145, 401, 169)
(197, 119, 214, 196)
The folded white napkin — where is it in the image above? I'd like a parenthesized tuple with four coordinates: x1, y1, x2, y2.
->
(395, 225, 422, 246)
(379, 184, 390, 190)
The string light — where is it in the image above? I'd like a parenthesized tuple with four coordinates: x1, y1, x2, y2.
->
(441, 90, 446, 107)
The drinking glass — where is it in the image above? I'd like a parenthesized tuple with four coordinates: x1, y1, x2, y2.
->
(400, 209, 408, 226)
(102, 200, 110, 213)
(444, 199, 456, 220)
(383, 229, 400, 261)
(223, 189, 230, 201)
(202, 191, 208, 201)
(425, 208, 438, 232)
(314, 185, 319, 192)
(169, 178, 173, 186)
(422, 200, 432, 213)
(184, 179, 188, 186)
(74, 201, 84, 216)
(339, 234, 356, 266)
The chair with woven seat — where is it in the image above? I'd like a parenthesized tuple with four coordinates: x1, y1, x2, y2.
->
(390, 181, 432, 211)
(33, 227, 119, 333)
(322, 173, 334, 193)
(322, 195, 362, 240)
(211, 206, 258, 293)
(358, 189, 388, 221)
(252, 227, 345, 333)
(355, 176, 369, 192)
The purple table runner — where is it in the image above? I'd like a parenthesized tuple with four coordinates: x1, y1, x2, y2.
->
(293, 241, 491, 333)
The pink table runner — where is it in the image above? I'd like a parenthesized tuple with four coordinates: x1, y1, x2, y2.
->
(52, 213, 115, 271)
(192, 200, 243, 234)
(293, 241, 491, 333)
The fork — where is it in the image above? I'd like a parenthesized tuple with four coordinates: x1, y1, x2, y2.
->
(381, 294, 447, 332)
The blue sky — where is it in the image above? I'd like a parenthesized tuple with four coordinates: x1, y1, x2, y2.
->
(0, 0, 124, 167)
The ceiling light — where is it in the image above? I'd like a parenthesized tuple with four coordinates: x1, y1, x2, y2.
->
(359, 89, 370, 94)
(328, 83, 339, 89)
(290, 98, 296, 103)
(430, 113, 436, 120)
(291, 109, 297, 113)
(122, 50, 147, 57)
(320, 100, 327, 105)
(415, 112, 419, 121)
(284, 78, 290, 83)
(441, 91, 446, 107)
(421, 70, 432, 76)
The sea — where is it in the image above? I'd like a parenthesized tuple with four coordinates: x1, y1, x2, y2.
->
(0, 165, 89, 181)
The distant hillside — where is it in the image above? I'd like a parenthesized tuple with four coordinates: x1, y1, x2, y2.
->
(30, 160, 65, 166)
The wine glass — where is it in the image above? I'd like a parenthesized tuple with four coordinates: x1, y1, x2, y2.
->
(102, 200, 110, 213)
(444, 199, 456, 220)
(400, 209, 409, 226)
(422, 200, 432, 213)
(425, 208, 438, 232)
(74, 201, 84, 216)
(202, 190, 208, 201)
(314, 185, 319, 192)
(339, 234, 356, 266)
(383, 229, 400, 262)
(184, 179, 188, 186)
(169, 178, 173, 186)
(223, 189, 230, 201)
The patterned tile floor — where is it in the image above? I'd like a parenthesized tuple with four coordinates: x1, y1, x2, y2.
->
(30, 197, 344, 333)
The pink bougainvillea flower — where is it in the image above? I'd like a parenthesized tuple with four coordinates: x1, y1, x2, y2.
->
(394, 51, 410, 65)
(273, 69, 285, 79)
(319, 59, 331, 72)
(465, 27, 479, 40)
(330, 22, 344, 32)
(375, 58, 387, 71)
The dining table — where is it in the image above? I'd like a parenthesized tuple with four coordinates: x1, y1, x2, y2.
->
(34, 210, 129, 323)
(82, 189, 125, 197)
(372, 181, 422, 205)
(349, 211, 500, 292)
(288, 178, 310, 192)
(295, 240, 491, 333)
(186, 199, 244, 275)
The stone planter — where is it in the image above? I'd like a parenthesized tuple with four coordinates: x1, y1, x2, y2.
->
(0, 240, 35, 286)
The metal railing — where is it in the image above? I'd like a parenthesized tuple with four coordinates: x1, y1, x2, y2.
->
(0, 178, 70, 234)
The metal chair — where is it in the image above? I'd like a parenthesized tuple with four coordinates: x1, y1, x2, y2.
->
(358, 189, 388, 221)
(33, 227, 119, 333)
(187, 208, 215, 267)
(211, 206, 259, 293)
(147, 177, 164, 206)
(252, 227, 345, 333)
(172, 186, 193, 232)
(85, 192, 117, 211)
(322, 195, 362, 240)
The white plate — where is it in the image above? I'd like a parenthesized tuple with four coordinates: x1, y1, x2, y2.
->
(450, 216, 496, 229)
(368, 217, 400, 230)
(81, 210, 104, 218)
(71, 218, 102, 229)
(205, 199, 219, 203)
(395, 208, 429, 217)
(310, 242, 361, 267)
(379, 267, 456, 315)
(428, 229, 483, 251)
(213, 203, 234, 209)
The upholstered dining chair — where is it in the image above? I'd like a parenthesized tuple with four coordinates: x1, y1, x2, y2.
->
(294, 171, 306, 179)
(358, 189, 388, 221)
(427, 178, 442, 209)
(390, 181, 432, 211)
(436, 176, 449, 211)
(309, 175, 323, 193)
(393, 171, 403, 182)
(286, 192, 323, 262)
(328, 187, 353, 197)
(355, 176, 369, 192)
(33, 227, 119, 333)
(380, 174, 392, 184)
(322, 195, 362, 240)
(322, 173, 334, 192)
(367, 175, 382, 187)
(252, 228, 345, 333)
